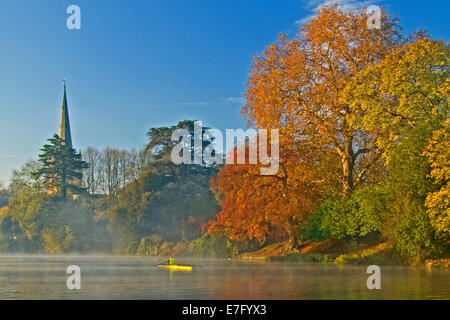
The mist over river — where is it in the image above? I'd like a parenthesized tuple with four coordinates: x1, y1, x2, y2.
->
(0, 255, 449, 299)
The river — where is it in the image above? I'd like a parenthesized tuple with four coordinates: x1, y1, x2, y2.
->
(0, 255, 448, 299)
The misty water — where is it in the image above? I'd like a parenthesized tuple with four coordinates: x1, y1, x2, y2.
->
(0, 255, 449, 299)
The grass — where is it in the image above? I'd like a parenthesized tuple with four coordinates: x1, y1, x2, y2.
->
(333, 242, 395, 265)
(240, 237, 449, 268)
(240, 237, 397, 265)
(267, 252, 335, 263)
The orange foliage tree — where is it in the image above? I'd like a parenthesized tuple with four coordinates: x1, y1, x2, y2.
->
(207, 5, 402, 247)
(242, 5, 400, 195)
(209, 135, 324, 247)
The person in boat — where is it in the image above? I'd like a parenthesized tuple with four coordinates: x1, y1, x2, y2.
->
(168, 256, 175, 265)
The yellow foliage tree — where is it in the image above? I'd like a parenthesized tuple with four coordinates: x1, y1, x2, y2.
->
(343, 37, 449, 164)
(424, 118, 450, 238)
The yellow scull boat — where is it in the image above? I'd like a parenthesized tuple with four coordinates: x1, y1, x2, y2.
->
(157, 264, 193, 271)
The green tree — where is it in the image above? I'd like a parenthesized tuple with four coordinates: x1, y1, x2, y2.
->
(108, 121, 220, 252)
(300, 185, 385, 241)
(9, 160, 45, 197)
(381, 121, 447, 262)
(0, 182, 9, 208)
(38, 134, 88, 200)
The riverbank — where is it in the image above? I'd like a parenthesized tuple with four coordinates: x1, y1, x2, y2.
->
(239, 239, 450, 268)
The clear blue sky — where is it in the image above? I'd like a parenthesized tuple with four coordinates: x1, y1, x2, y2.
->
(0, 0, 448, 185)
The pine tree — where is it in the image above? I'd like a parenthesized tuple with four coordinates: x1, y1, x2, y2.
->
(38, 134, 88, 200)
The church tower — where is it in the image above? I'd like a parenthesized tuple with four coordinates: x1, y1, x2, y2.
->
(59, 80, 73, 148)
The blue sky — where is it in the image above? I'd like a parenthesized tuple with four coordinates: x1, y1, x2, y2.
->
(0, 0, 448, 184)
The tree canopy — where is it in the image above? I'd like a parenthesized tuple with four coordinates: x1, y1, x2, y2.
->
(38, 134, 88, 200)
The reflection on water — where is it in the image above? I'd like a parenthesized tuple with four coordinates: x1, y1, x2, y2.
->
(0, 255, 449, 299)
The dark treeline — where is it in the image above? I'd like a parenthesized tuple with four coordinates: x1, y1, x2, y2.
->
(0, 120, 229, 255)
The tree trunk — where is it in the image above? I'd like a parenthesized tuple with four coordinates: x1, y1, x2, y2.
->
(284, 222, 298, 253)
(342, 137, 354, 196)
(286, 236, 296, 252)
(61, 166, 67, 201)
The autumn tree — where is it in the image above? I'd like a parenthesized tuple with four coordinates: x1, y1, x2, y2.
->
(345, 37, 449, 228)
(208, 6, 401, 248)
(343, 37, 449, 164)
(242, 5, 400, 195)
(209, 136, 322, 248)
(343, 36, 450, 260)
(424, 118, 449, 239)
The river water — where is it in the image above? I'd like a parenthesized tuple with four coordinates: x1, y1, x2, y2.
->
(0, 255, 448, 299)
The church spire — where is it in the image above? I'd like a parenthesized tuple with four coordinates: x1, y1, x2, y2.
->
(59, 79, 73, 148)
